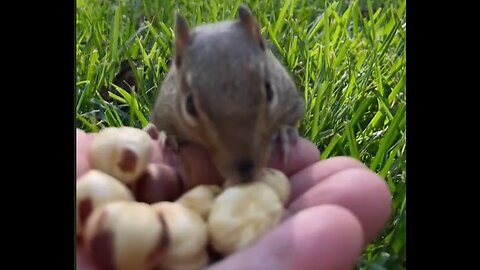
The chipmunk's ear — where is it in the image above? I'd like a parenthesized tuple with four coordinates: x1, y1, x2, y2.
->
(237, 5, 265, 51)
(174, 13, 192, 67)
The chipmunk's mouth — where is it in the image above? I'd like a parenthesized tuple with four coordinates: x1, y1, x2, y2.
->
(220, 164, 262, 185)
(210, 138, 271, 184)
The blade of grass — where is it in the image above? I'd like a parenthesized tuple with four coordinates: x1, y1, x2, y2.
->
(321, 133, 342, 159)
(345, 120, 360, 159)
(76, 113, 99, 132)
(273, 0, 291, 36)
(370, 101, 406, 171)
(110, 5, 122, 61)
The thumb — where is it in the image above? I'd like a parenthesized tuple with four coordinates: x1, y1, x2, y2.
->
(206, 205, 365, 270)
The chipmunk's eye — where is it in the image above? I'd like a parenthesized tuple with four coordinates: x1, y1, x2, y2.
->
(186, 93, 197, 117)
(265, 81, 273, 102)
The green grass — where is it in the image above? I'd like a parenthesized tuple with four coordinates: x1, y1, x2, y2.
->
(76, 0, 406, 268)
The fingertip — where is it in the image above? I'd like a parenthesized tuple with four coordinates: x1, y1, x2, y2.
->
(347, 169, 392, 241)
(269, 137, 320, 177)
(338, 169, 392, 242)
(289, 156, 368, 199)
(288, 205, 365, 269)
(290, 167, 392, 243)
(76, 244, 95, 270)
(76, 129, 95, 179)
(149, 136, 165, 164)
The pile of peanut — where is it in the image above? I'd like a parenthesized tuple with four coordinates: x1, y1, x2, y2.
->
(76, 126, 291, 270)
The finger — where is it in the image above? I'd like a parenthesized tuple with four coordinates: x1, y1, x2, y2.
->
(288, 167, 392, 243)
(207, 205, 364, 270)
(149, 136, 166, 165)
(76, 129, 95, 178)
(289, 156, 368, 200)
(76, 243, 94, 270)
(268, 137, 320, 177)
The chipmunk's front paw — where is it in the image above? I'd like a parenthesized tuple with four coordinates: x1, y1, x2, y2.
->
(273, 125, 299, 165)
(153, 129, 178, 151)
(165, 135, 181, 152)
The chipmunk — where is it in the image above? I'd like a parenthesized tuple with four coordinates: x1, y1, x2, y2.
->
(151, 5, 305, 184)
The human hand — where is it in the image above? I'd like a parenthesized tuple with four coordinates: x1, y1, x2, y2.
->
(76, 128, 391, 270)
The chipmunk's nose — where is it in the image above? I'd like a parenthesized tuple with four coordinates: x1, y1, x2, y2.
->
(237, 159, 254, 181)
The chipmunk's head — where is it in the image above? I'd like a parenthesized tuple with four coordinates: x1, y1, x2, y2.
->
(172, 5, 279, 183)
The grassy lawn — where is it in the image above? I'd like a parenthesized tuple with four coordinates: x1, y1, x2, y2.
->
(76, 0, 406, 269)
